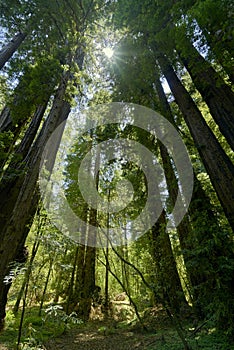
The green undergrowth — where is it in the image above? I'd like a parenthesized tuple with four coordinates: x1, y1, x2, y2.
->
(0, 306, 233, 349)
(0, 305, 83, 349)
(145, 327, 233, 350)
(127, 316, 233, 350)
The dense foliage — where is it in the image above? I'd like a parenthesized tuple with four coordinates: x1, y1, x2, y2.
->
(0, 0, 233, 349)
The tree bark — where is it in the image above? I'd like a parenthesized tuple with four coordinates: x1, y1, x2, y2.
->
(38, 257, 54, 316)
(176, 0, 234, 83)
(158, 55, 234, 232)
(196, 27, 234, 84)
(150, 210, 188, 313)
(13, 212, 42, 315)
(66, 246, 79, 314)
(0, 73, 70, 228)
(104, 209, 110, 316)
(0, 244, 29, 330)
(15, 103, 49, 159)
(80, 245, 96, 321)
(0, 102, 48, 174)
(155, 77, 222, 293)
(0, 32, 26, 70)
(74, 245, 86, 302)
(155, 77, 216, 308)
(78, 207, 97, 321)
(177, 42, 234, 150)
(0, 106, 11, 132)
(0, 74, 71, 324)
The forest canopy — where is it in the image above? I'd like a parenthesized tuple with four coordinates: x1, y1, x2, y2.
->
(0, 0, 233, 349)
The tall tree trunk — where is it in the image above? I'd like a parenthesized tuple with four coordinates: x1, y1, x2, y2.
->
(66, 247, 79, 314)
(76, 134, 100, 320)
(0, 74, 71, 324)
(104, 245, 109, 316)
(176, 0, 234, 83)
(196, 26, 234, 84)
(0, 188, 38, 329)
(150, 210, 188, 313)
(192, 3, 234, 59)
(78, 206, 97, 321)
(15, 103, 49, 159)
(72, 211, 92, 311)
(146, 141, 188, 311)
(74, 244, 86, 302)
(154, 77, 223, 311)
(177, 41, 234, 150)
(54, 245, 69, 303)
(0, 32, 26, 70)
(79, 244, 96, 321)
(158, 55, 234, 232)
(104, 208, 110, 317)
(0, 106, 11, 132)
(0, 74, 70, 231)
(120, 243, 130, 295)
(0, 102, 48, 174)
(38, 257, 54, 316)
(0, 244, 29, 330)
(13, 211, 43, 315)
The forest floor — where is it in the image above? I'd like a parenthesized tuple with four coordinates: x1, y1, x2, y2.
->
(43, 308, 233, 350)
(45, 321, 160, 350)
(44, 305, 174, 350)
(0, 305, 233, 349)
(44, 315, 234, 350)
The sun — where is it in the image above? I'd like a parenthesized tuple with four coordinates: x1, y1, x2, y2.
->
(102, 47, 114, 59)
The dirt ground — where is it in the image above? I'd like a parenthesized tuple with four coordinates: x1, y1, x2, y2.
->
(45, 322, 159, 350)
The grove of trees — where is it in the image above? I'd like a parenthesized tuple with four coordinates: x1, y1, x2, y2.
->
(0, 0, 233, 348)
